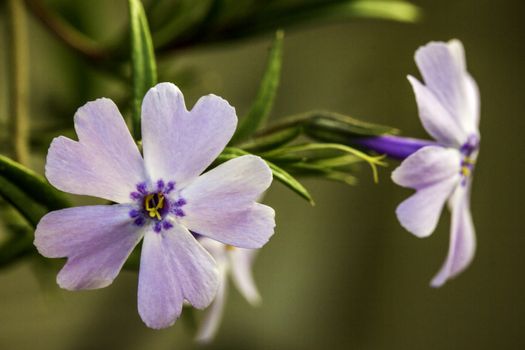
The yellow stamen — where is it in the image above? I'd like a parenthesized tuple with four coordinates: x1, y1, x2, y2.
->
(144, 193, 165, 220)
(226, 245, 235, 251)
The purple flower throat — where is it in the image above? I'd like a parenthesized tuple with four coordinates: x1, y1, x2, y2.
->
(460, 134, 479, 183)
(128, 180, 187, 233)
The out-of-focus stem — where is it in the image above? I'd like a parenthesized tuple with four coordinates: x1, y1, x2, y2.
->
(24, 0, 110, 62)
(7, 0, 30, 166)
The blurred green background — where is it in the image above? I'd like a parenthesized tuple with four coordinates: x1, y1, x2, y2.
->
(1, 0, 524, 349)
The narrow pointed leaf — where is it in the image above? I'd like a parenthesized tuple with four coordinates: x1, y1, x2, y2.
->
(238, 126, 300, 152)
(129, 0, 157, 140)
(232, 30, 284, 143)
(266, 160, 314, 205)
(0, 154, 70, 211)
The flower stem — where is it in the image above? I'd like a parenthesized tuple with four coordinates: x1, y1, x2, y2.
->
(24, 0, 110, 62)
(7, 0, 30, 166)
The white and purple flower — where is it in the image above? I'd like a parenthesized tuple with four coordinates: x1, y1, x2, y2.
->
(34, 82, 275, 328)
(392, 40, 480, 286)
(195, 238, 262, 343)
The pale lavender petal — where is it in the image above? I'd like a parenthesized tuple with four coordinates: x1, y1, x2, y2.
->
(431, 185, 476, 287)
(407, 76, 466, 147)
(141, 83, 237, 187)
(46, 98, 146, 203)
(413, 40, 480, 140)
(392, 146, 461, 190)
(180, 155, 275, 249)
(195, 262, 228, 343)
(137, 224, 219, 329)
(229, 248, 261, 305)
(34, 205, 143, 290)
(447, 40, 480, 135)
(463, 74, 481, 135)
(396, 178, 459, 238)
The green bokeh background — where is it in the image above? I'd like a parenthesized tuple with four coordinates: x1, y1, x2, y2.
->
(1, 0, 524, 349)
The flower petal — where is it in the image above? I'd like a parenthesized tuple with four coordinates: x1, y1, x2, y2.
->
(137, 224, 219, 329)
(396, 178, 459, 238)
(413, 40, 480, 141)
(229, 248, 261, 305)
(431, 185, 476, 287)
(141, 83, 237, 187)
(179, 155, 275, 249)
(392, 146, 461, 190)
(195, 260, 228, 344)
(34, 205, 143, 290)
(46, 98, 146, 203)
(407, 76, 466, 147)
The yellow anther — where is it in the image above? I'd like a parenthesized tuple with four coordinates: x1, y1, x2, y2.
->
(463, 156, 475, 165)
(225, 245, 236, 251)
(461, 166, 471, 177)
(144, 193, 165, 221)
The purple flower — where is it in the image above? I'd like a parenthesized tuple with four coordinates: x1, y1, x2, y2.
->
(34, 83, 276, 328)
(392, 40, 480, 287)
(194, 238, 261, 343)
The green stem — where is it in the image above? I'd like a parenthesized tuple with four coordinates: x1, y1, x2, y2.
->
(24, 0, 111, 62)
(7, 0, 30, 166)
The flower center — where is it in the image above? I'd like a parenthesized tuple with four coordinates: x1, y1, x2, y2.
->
(128, 180, 187, 233)
(144, 193, 165, 220)
(459, 134, 480, 183)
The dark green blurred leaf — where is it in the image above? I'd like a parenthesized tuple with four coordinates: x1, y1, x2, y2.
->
(0, 176, 46, 227)
(0, 225, 34, 269)
(0, 154, 70, 212)
(152, 0, 214, 47)
(305, 111, 398, 137)
(158, 0, 420, 53)
(129, 0, 157, 140)
(218, 147, 314, 205)
(232, 30, 284, 143)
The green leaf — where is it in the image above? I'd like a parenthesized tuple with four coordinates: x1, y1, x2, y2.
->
(341, 0, 422, 22)
(303, 111, 398, 138)
(0, 154, 70, 211)
(231, 30, 284, 143)
(238, 125, 300, 152)
(262, 143, 387, 183)
(129, 0, 158, 140)
(266, 160, 314, 205)
(218, 147, 314, 205)
(0, 176, 46, 227)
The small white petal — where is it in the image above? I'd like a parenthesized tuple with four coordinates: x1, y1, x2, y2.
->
(195, 262, 229, 343)
(229, 248, 261, 305)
